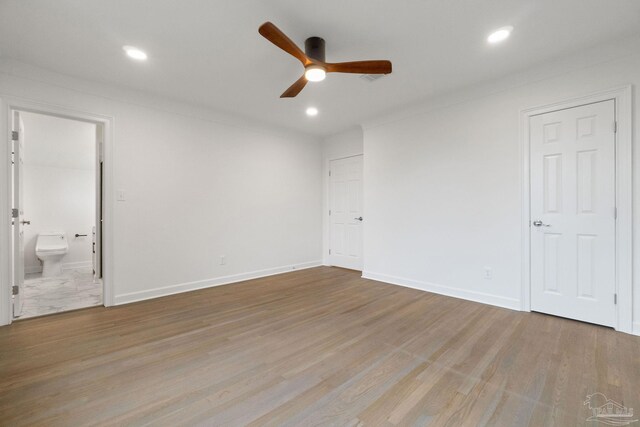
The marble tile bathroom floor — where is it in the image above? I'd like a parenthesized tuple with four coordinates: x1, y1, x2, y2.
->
(18, 267, 102, 319)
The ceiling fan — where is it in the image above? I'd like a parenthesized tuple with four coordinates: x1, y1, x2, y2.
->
(258, 22, 392, 98)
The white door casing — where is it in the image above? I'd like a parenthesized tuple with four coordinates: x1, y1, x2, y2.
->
(95, 126, 102, 280)
(329, 155, 363, 270)
(530, 100, 616, 327)
(11, 111, 25, 317)
(1, 98, 114, 327)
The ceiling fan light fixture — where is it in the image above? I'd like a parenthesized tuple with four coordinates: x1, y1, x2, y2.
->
(305, 65, 326, 82)
(258, 22, 392, 97)
(487, 26, 514, 44)
(123, 45, 148, 60)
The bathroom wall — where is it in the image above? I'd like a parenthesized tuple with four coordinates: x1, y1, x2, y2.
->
(21, 112, 96, 273)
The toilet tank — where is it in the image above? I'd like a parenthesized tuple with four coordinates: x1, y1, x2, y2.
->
(36, 232, 68, 252)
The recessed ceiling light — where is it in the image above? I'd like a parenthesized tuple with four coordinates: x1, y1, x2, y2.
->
(487, 26, 513, 44)
(306, 107, 319, 117)
(123, 45, 148, 61)
(305, 65, 326, 82)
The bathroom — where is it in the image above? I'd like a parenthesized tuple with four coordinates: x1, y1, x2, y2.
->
(15, 111, 102, 319)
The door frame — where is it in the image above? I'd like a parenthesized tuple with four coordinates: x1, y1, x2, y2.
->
(0, 96, 115, 325)
(325, 154, 364, 269)
(519, 85, 633, 334)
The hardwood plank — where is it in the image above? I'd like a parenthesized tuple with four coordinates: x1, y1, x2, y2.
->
(0, 267, 638, 426)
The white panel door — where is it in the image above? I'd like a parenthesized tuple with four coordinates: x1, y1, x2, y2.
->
(329, 155, 363, 270)
(530, 100, 616, 327)
(12, 111, 26, 317)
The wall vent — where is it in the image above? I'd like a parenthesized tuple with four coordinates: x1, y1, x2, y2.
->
(360, 74, 385, 82)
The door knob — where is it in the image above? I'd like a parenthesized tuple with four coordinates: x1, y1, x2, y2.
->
(532, 220, 550, 227)
(20, 220, 31, 225)
(354, 217, 363, 221)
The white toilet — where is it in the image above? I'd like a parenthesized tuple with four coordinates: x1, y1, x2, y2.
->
(36, 232, 69, 277)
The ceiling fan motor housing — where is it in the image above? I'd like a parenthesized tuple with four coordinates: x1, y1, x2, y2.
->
(305, 37, 326, 62)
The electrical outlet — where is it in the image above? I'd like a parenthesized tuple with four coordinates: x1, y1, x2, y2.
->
(117, 189, 126, 201)
(220, 255, 226, 265)
(484, 267, 493, 280)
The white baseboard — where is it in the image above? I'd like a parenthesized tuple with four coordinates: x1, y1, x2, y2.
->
(25, 265, 42, 274)
(633, 322, 640, 336)
(114, 261, 322, 305)
(362, 271, 521, 311)
(25, 260, 92, 274)
(63, 261, 92, 271)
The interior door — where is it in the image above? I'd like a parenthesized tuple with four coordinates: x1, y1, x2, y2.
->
(329, 155, 363, 270)
(12, 111, 26, 317)
(530, 100, 616, 327)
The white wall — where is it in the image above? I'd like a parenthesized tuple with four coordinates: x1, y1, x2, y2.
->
(361, 35, 640, 333)
(322, 127, 364, 264)
(2, 35, 637, 333)
(22, 112, 96, 273)
(0, 59, 322, 322)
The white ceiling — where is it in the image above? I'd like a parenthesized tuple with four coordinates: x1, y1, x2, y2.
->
(1, 0, 639, 137)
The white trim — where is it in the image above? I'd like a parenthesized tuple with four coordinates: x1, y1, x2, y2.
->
(114, 261, 322, 305)
(634, 322, 640, 336)
(25, 261, 92, 275)
(362, 271, 521, 311)
(519, 85, 634, 335)
(63, 261, 93, 271)
(0, 99, 9, 325)
(25, 266, 41, 274)
(0, 96, 114, 326)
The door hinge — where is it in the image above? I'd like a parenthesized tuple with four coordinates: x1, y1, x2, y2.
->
(329, 249, 331, 255)
(11, 131, 18, 141)
(329, 210, 331, 216)
(98, 140, 104, 162)
(329, 170, 331, 176)
(613, 121, 617, 133)
(614, 293, 617, 305)
(614, 207, 617, 220)
(12, 285, 19, 296)
(11, 208, 18, 218)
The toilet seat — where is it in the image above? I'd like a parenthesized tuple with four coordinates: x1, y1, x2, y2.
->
(35, 247, 67, 255)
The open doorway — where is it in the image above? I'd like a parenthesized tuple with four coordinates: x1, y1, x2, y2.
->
(11, 110, 103, 319)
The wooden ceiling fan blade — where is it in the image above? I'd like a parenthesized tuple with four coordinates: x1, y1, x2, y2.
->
(326, 60, 392, 74)
(259, 22, 311, 66)
(280, 75, 308, 98)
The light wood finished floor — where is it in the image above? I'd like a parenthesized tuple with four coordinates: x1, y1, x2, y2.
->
(1, 267, 638, 426)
